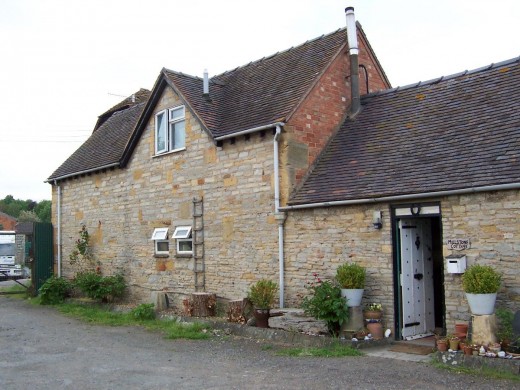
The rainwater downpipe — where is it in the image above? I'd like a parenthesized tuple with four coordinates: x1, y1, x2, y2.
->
(273, 124, 286, 308)
(54, 180, 62, 277)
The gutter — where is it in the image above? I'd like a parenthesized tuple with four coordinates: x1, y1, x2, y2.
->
(46, 162, 121, 183)
(214, 122, 286, 141)
(273, 125, 286, 308)
(280, 183, 520, 211)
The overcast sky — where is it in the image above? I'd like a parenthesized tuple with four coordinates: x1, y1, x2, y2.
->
(1, 0, 518, 201)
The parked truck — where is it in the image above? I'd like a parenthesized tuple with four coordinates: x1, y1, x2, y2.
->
(0, 231, 23, 279)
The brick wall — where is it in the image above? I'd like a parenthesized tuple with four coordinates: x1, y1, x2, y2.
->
(280, 31, 390, 203)
(0, 213, 16, 230)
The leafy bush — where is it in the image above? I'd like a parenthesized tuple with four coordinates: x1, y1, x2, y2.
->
(462, 264, 501, 293)
(496, 308, 515, 342)
(131, 303, 156, 321)
(301, 273, 349, 335)
(39, 276, 71, 305)
(247, 279, 277, 309)
(74, 271, 126, 302)
(336, 263, 366, 289)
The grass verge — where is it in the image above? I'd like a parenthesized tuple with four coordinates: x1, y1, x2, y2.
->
(277, 343, 363, 357)
(54, 302, 211, 340)
(0, 283, 30, 298)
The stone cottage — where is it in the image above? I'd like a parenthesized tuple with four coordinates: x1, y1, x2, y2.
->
(284, 56, 520, 338)
(47, 12, 388, 308)
(48, 7, 519, 340)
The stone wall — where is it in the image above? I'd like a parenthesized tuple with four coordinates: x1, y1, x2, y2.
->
(53, 86, 280, 309)
(283, 190, 520, 334)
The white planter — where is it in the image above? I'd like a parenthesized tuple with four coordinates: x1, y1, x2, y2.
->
(465, 293, 497, 315)
(341, 288, 364, 307)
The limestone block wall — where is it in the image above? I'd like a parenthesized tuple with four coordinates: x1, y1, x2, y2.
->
(283, 204, 395, 329)
(441, 190, 520, 330)
(52, 86, 280, 308)
(284, 190, 520, 334)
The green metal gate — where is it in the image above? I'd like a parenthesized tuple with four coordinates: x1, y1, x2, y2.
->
(32, 222, 54, 294)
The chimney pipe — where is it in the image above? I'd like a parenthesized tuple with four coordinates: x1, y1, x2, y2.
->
(345, 6, 360, 116)
(203, 68, 210, 101)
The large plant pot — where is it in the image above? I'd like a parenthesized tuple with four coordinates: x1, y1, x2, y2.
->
(364, 310, 383, 320)
(465, 293, 497, 315)
(367, 322, 383, 340)
(253, 308, 270, 328)
(341, 288, 364, 307)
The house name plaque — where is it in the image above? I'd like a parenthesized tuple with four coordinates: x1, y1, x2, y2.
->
(447, 239, 471, 251)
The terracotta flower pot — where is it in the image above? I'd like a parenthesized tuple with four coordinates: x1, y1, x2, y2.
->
(367, 322, 384, 340)
(436, 340, 448, 352)
(364, 310, 382, 320)
(464, 345, 473, 355)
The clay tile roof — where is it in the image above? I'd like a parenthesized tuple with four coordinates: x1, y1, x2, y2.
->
(47, 90, 150, 181)
(162, 28, 348, 138)
(289, 57, 520, 205)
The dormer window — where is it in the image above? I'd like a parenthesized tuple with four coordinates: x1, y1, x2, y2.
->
(155, 105, 186, 155)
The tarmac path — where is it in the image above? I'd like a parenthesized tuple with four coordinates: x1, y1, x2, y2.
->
(0, 295, 516, 389)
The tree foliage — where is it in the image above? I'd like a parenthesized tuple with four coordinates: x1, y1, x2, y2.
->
(0, 195, 51, 223)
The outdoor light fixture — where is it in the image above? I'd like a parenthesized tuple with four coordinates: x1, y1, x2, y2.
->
(373, 211, 382, 229)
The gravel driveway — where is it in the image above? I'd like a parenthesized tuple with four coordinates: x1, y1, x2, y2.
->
(0, 295, 516, 389)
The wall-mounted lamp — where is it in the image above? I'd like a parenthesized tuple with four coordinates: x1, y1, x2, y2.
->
(373, 211, 382, 229)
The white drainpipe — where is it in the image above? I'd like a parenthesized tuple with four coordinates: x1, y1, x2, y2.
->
(273, 125, 286, 308)
(54, 181, 62, 277)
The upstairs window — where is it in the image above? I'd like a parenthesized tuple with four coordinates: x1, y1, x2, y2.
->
(155, 105, 185, 155)
(173, 226, 193, 255)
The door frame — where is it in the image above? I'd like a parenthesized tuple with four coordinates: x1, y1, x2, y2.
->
(391, 203, 444, 340)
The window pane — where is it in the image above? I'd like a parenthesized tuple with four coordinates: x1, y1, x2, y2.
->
(155, 112, 167, 153)
(178, 239, 192, 253)
(170, 121, 185, 150)
(173, 226, 192, 239)
(151, 227, 168, 240)
(169, 106, 184, 120)
(156, 241, 169, 252)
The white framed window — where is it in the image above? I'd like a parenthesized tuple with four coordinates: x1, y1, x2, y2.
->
(173, 226, 192, 254)
(151, 227, 169, 255)
(155, 105, 185, 155)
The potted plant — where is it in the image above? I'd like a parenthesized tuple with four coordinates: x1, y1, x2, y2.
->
(364, 302, 383, 320)
(301, 273, 349, 336)
(336, 263, 366, 307)
(462, 264, 501, 315)
(436, 336, 448, 352)
(247, 279, 277, 328)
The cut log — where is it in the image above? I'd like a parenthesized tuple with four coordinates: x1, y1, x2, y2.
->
(227, 299, 247, 323)
(190, 293, 216, 317)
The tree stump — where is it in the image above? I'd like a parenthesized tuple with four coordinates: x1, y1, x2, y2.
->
(227, 299, 247, 323)
(190, 293, 216, 317)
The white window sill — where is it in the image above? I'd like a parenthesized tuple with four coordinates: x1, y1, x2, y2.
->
(153, 147, 186, 158)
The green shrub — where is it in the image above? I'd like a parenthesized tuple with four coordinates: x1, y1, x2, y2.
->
(301, 273, 348, 335)
(462, 264, 501, 293)
(39, 276, 71, 305)
(74, 271, 126, 302)
(336, 263, 365, 289)
(247, 279, 277, 309)
(131, 303, 156, 321)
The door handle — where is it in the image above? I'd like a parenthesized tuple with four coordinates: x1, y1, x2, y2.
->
(414, 273, 423, 280)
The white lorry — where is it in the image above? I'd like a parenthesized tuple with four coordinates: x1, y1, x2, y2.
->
(0, 231, 23, 279)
